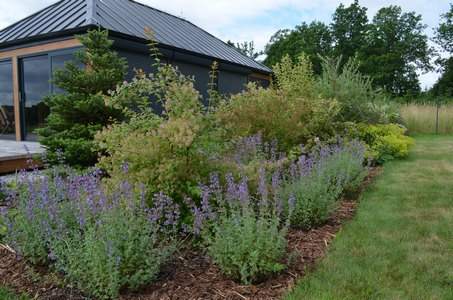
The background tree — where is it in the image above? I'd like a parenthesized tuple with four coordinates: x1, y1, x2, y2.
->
(37, 29, 127, 168)
(228, 40, 263, 60)
(432, 4, 453, 97)
(435, 4, 453, 54)
(264, 22, 332, 74)
(331, 0, 369, 63)
(360, 6, 433, 96)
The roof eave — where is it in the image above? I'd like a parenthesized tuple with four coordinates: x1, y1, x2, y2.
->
(0, 24, 271, 75)
(0, 25, 95, 51)
(106, 29, 272, 74)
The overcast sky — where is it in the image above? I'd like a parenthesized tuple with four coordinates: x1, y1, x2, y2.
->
(0, 0, 450, 89)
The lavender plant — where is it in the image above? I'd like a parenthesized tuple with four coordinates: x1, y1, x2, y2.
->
(280, 139, 368, 229)
(188, 172, 290, 284)
(3, 168, 179, 299)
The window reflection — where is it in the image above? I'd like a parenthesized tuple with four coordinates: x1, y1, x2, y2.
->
(51, 53, 77, 93)
(21, 55, 50, 141)
(0, 60, 15, 140)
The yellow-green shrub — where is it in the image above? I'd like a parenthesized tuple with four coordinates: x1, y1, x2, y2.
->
(354, 123, 414, 164)
(216, 55, 340, 151)
(96, 64, 221, 201)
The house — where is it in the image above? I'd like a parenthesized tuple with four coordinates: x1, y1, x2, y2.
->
(0, 0, 271, 142)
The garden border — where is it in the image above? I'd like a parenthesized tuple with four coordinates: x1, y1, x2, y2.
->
(0, 168, 381, 300)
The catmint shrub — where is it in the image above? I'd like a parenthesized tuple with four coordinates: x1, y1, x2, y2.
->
(195, 173, 289, 285)
(280, 140, 367, 229)
(207, 207, 287, 284)
(4, 169, 179, 299)
(52, 206, 176, 300)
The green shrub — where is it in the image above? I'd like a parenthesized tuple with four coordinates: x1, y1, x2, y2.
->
(207, 207, 287, 284)
(96, 64, 222, 200)
(197, 173, 288, 285)
(4, 170, 178, 299)
(52, 205, 175, 300)
(216, 55, 339, 151)
(280, 141, 367, 229)
(37, 29, 127, 168)
(355, 123, 414, 164)
(317, 57, 399, 124)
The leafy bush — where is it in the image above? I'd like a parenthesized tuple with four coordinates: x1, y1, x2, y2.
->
(190, 173, 289, 284)
(208, 207, 287, 284)
(216, 55, 339, 151)
(3, 169, 178, 299)
(37, 29, 127, 168)
(96, 63, 222, 201)
(280, 140, 367, 229)
(317, 56, 399, 124)
(354, 123, 414, 164)
(52, 202, 175, 299)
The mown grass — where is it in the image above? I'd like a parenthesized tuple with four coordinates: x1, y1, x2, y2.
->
(286, 135, 453, 300)
(401, 103, 453, 134)
(0, 287, 29, 300)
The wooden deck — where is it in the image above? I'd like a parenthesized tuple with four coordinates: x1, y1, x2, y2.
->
(0, 140, 45, 174)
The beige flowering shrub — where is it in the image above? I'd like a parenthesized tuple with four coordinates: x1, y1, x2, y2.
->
(96, 64, 219, 201)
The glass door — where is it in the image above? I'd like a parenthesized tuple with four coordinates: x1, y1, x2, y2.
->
(0, 60, 15, 140)
(20, 55, 50, 141)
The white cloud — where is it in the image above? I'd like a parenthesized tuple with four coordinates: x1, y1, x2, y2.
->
(0, 0, 449, 87)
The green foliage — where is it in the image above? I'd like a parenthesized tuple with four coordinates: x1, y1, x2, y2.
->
(96, 63, 221, 200)
(264, 2, 433, 96)
(435, 4, 453, 54)
(227, 40, 263, 60)
(217, 55, 339, 151)
(432, 57, 453, 97)
(37, 29, 128, 168)
(0, 288, 29, 300)
(4, 170, 176, 300)
(52, 207, 174, 300)
(317, 56, 399, 124)
(331, 0, 369, 63)
(354, 123, 414, 164)
(361, 6, 433, 96)
(280, 141, 367, 229)
(286, 136, 453, 300)
(264, 22, 333, 74)
(432, 5, 453, 97)
(206, 206, 287, 284)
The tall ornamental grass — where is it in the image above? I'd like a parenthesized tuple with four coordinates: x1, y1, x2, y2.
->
(400, 103, 453, 134)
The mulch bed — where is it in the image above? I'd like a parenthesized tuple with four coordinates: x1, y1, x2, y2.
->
(0, 168, 381, 300)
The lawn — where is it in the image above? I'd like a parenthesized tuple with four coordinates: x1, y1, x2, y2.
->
(286, 135, 453, 300)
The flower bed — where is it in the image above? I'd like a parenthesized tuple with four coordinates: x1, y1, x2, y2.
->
(0, 168, 380, 300)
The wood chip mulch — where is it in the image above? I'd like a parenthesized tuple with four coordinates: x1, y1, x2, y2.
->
(0, 168, 381, 300)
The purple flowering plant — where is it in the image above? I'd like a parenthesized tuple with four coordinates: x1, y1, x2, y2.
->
(3, 166, 180, 299)
(185, 165, 293, 284)
(279, 138, 368, 229)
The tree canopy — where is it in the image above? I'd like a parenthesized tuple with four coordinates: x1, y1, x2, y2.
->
(263, 0, 434, 97)
(432, 4, 453, 97)
(264, 22, 332, 75)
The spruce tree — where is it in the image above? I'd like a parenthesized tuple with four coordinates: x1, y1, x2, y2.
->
(38, 29, 127, 168)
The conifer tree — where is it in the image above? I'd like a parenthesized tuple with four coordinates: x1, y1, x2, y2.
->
(38, 29, 127, 168)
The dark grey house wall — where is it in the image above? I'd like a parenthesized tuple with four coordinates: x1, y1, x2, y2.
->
(116, 44, 253, 102)
(218, 70, 248, 96)
(117, 49, 156, 80)
(171, 60, 210, 102)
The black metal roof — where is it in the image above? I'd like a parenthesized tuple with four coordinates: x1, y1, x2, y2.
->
(0, 0, 270, 73)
